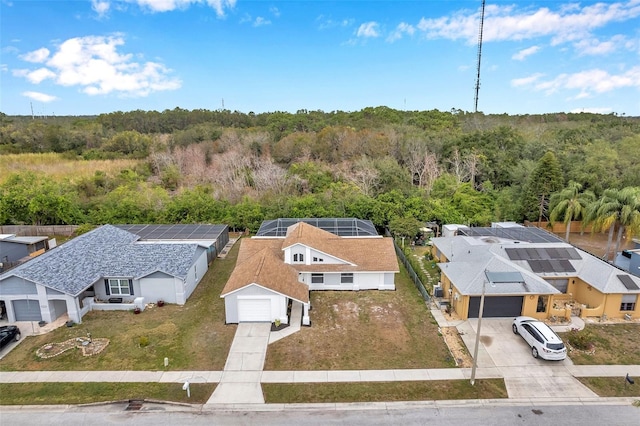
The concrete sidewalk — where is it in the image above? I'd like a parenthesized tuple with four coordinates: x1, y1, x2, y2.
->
(3, 365, 639, 384)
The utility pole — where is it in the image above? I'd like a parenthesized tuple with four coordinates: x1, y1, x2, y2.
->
(474, 0, 486, 113)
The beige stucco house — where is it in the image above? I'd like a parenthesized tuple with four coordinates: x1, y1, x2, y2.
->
(431, 224, 640, 321)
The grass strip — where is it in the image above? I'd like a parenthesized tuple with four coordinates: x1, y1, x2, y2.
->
(576, 377, 640, 397)
(0, 382, 215, 405)
(263, 379, 507, 403)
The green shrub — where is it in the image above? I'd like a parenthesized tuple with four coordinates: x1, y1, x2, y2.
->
(566, 328, 595, 351)
(138, 336, 150, 348)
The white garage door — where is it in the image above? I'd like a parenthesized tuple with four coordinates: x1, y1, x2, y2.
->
(237, 298, 272, 322)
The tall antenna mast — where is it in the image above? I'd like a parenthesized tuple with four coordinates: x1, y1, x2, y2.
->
(31, 102, 35, 120)
(474, 0, 486, 113)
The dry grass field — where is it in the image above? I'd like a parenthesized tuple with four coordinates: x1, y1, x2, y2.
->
(0, 153, 140, 183)
(264, 265, 455, 370)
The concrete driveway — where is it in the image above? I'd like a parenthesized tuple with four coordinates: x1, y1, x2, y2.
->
(458, 318, 574, 368)
(458, 318, 597, 399)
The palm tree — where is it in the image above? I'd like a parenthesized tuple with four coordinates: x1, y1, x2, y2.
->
(549, 181, 595, 242)
(585, 187, 640, 261)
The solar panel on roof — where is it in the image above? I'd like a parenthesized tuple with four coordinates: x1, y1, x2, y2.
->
(558, 259, 575, 272)
(525, 248, 541, 260)
(505, 248, 522, 260)
(485, 271, 525, 283)
(115, 224, 227, 241)
(528, 260, 545, 272)
(618, 275, 640, 290)
(527, 259, 575, 273)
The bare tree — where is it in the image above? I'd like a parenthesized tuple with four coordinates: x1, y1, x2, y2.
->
(252, 159, 291, 195)
(463, 151, 483, 188)
(404, 139, 428, 187)
(447, 148, 469, 183)
(422, 151, 441, 194)
(338, 158, 379, 197)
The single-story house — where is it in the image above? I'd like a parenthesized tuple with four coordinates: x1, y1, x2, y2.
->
(431, 223, 640, 320)
(221, 218, 399, 325)
(0, 224, 228, 324)
(0, 234, 52, 272)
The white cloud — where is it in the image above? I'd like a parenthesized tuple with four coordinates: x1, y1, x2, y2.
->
(22, 91, 58, 103)
(19, 47, 50, 63)
(512, 46, 540, 61)
(356, 22, 380, 38)
(131, 0, 236, 17)
(270, 6, 280, 18)
(24, 67, 57, 84)
(515, 67, 640, 96)
(387, 22, 415, 42)
(416, 1, 640, 46)
(317, 15, 353, 30)
(253, 16, 271, 27)
(14, 35, 181, 97)
(573, 35, 626, 56)
(92, 0, 110, 17)
(511, 73, 545, 87)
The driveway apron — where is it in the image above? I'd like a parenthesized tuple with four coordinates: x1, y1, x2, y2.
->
(206, 323, 271, 405)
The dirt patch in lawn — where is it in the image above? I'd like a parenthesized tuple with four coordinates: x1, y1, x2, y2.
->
(440, 327, 473, 368)
(265, 266, 455, 370)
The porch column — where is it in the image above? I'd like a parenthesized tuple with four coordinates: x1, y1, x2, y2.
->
(302, 302, 311, 326)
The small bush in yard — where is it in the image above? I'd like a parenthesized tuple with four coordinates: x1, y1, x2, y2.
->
(567, 328, 595, 351)
(138, 336, 150, 348)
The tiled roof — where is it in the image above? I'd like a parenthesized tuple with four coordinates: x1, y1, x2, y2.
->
(0, 225, 199, 296)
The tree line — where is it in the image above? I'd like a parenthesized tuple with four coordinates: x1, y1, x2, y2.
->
(0, 108, 639, 236)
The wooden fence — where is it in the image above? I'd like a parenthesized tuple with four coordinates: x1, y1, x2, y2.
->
(0, 225, 79, 237)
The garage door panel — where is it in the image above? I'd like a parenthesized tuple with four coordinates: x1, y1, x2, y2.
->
(469, 296, 523, 318)
(238, 298, 272, 322)
(12, 299, 43, 321)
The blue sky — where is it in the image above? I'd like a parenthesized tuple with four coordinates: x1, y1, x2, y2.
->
(1, 0, 639, 116)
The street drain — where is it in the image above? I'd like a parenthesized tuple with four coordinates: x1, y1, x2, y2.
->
(126, 399, 144, 411)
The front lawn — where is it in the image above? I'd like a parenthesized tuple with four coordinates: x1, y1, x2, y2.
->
(0, 241, 240, 371)
(263, 379, 507, 403)
(559, 323, 640, 365)
(577, 377, 640, 397)
(0, 382, 215, 405)
(264, 264, 454, 370)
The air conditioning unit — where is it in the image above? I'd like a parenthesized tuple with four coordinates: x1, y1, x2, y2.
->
(434, 285, 444, 298)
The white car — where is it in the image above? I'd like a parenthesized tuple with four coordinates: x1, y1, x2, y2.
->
(512, 316, 567, 360)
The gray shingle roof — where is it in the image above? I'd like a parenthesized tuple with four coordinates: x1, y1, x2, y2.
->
(433, 234, 640, 295)
(0, 225, 199, 296)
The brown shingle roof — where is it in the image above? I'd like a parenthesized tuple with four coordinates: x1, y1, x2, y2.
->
(222, 222, 398, 300)
(221, 239, 309, 303)
(284, 222, 398, 272)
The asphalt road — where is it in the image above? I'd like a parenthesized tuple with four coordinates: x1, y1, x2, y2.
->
(2, 403, 639, 425)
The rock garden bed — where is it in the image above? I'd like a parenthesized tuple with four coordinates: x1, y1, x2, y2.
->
(36, 337, 110, 359)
